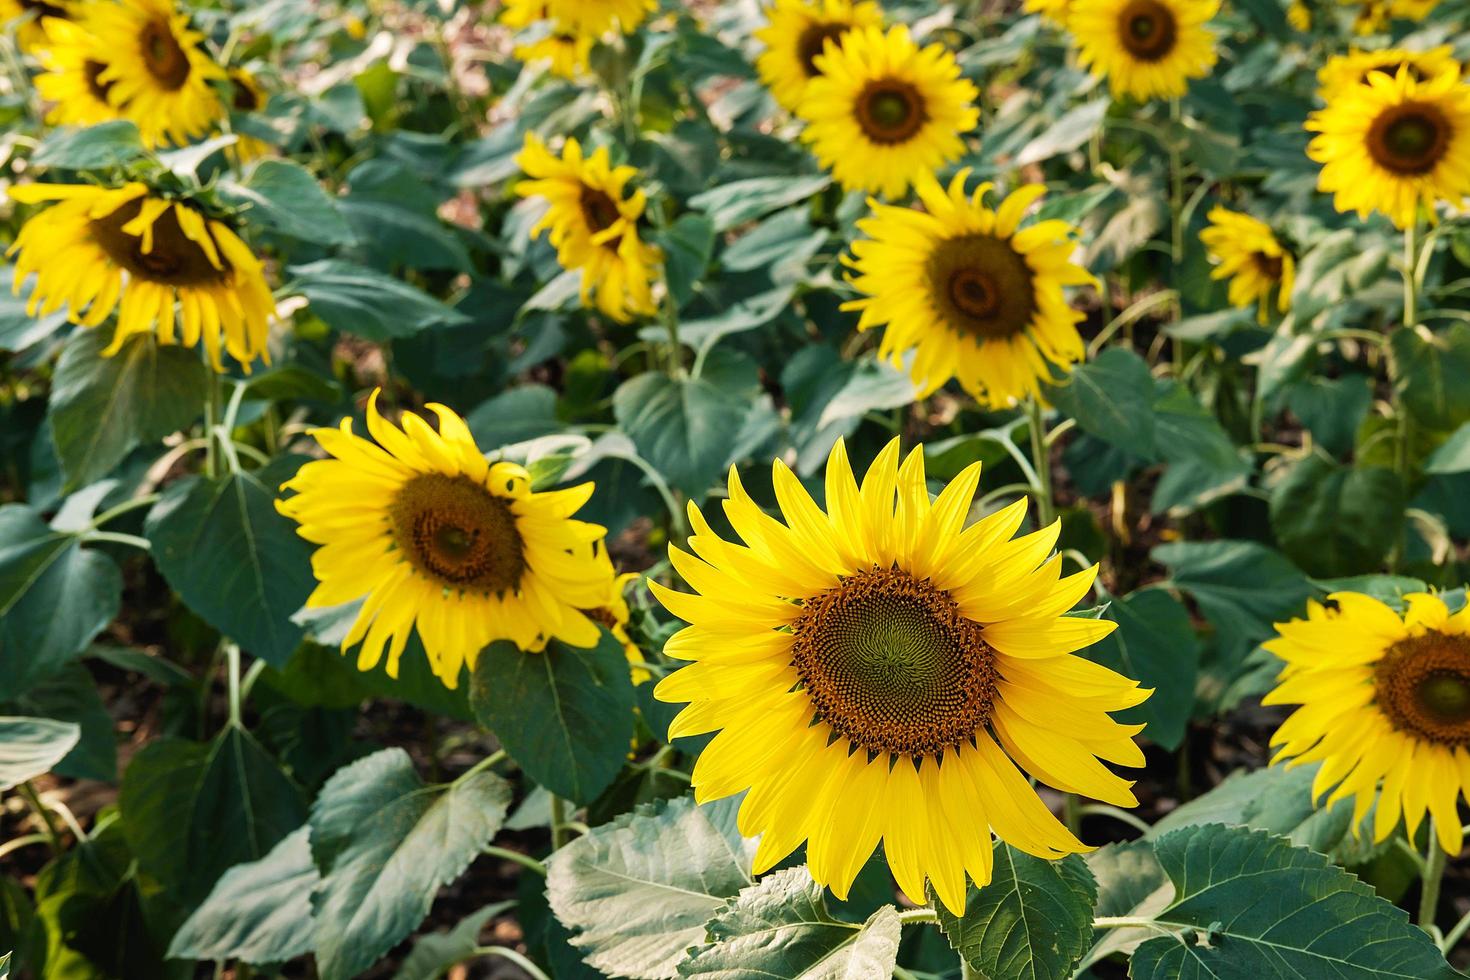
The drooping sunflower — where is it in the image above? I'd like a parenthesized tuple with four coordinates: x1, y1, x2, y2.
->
(88, 0, 224, 148)
(1265, 592, 1470, 855)
(1306, 67, 1470, 229)
(652, 439, 1148, 913)
(1069, 0, 1220, 101)
(0, 0, 70, 51)
(515, 133, 660, 323)
(1199, 207, 1295, 323)
(1316, 46, 1459, 101)
(797, 24, 979, 200)
(6, 182, 274, 371)
(754, 0, 884, 113)
(844, 171, 1094, 409)
(32, 17, 122, 129)
(278, 394, 616, 689)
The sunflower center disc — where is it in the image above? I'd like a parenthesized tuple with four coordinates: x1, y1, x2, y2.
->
(141, 17, 192, 90)
(580, 188, 622, 235)
(1375, 632, 1470, 744)
(390, 473, 525, 594)
(796, 23, 847, 76)
(232, 78, 261, 111)
(789, 566, 997, 757)
(1254, 252, 1283, 280)
(1370, 104, 1450, 175)
(85, 60, 115, 103)
(1117, 0, 1178, 61)
(927, 234, 1037, 341)
(90, 199, 232, 287)
(856, 81, 927, 144)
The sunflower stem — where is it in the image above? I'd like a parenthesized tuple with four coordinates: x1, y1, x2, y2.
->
(550, 794, 570, 851)
(88, 494, 161, 530)
(1063, 793, 1083, 838)
(1403, 221, 1419, 331)
(1420, 823, 1446, 932)
(1440, 906, 1470, 954)
(17, 782, 63, 852)
(1025, 398, 1054, 527)
(203, 370, 220, 479)
(225, 643, 244, 728)
(483, 845, 548, 877)
(472, 945, 554, 980)
(896, 907, 940, 926)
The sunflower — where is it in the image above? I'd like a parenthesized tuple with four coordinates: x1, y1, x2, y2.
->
(1265, 592, 1470, 855)
(1069, 0, 1219, 101)
(516, 28, 594, 79)
(796, 24, 979, 199)
(1025, 0, 1074, 27)
(226, 66, 274, 163)
(542, 0, 654, 34)
(1286, 0, 1311, 29)
(1199, 207, 1295, 323)
(88, 0, 224, 148)
(32, 17, 122, 129)
(589, 572, 651, 684)
(652, 439, 1147, 913)
(1306, 67, 1470, 229)
(1317, 46, 1460, 101)
(6, 182, 274, 371)
(844, 171, 1094, 409)
(515, 133, 660, 323)
(278, 394, 616, 689)
(754, 0, 884, 113)
(0, 0, 70, 51)
(1345, 0, 1442, 34)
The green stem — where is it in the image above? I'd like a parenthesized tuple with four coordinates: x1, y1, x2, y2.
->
(896, 907, 940, 926)
(80, 531, 152, 551)
(226, 643, 244, 728)
(472, 946, 553, 980)
(0, 833, 49, 861)
(549, 795, 569, 851)
(1441, 906, 1470, 954)
(1404, 221, 1419, 331)
(1079, 803, 1152, 836)
(1026, 398, 1054, 527)
(17, 782, 63, 850)
(961, 959, 980, 980)
(1063, 793, 1083, 838)
(460, 749, 507, 782)
(483, 845, 548, 877)
(88, 493, 161, 530)
(1420, 823, 1446, 932)
(203, 371, 220, 479)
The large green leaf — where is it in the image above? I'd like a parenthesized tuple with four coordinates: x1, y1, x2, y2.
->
(688, 175, 831, 231)
(546, 795, 757, 979)
(1082, 841, 1170, 968)
(469, 630, 636, 804)
(1146, 762, 1352, 855)
(1152, 540, 1313, 660)
(1015, 99, 1109, 166)
(678, 867, 901, 978)
(47, 328, 209, 490)
(1391, 324, 1470, 432)
(934, 847, 1096, 980)
(146, 467, 315, 667)
(1046, 348, 1156, 453)
(218, 159, 355, 246)
(1131, 824, 1461, 979)
(31, 121, 147, 169)
(654, 213, 716, 306)
(8, 664, 116, 781)
(1269, 455, 1406, 577)
(0, 717, 80, 791)
(392, 902, 515, 980)
(0, 505, 122, 698)
(613, 352, 759, 496)
(119, 728, 306, 906)
(1426, 422, 1470, 474)
(1088, 587, 1200, 750)
(289, 259, 471, 341)
(308, 748, 513, 980)
(166, 825, 319, 965)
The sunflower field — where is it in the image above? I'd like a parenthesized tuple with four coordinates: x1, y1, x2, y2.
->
(5, 0, 1470, 977)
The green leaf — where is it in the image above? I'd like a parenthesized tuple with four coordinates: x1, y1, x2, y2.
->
(308, 748, 513, 980)
(465, 384, 562, 450)
(166, 825, 319, 965)
(546, 795, 757, 980)
(119, 727, 306, 906)
(1131, 824, 1461, 979)
(654, 214, 716, 307)
(392, 902, 515, 980)
(1152, 540, 1313, 660)
(31, 121, 146, 170)
(47, 327, 209, 490)
(1146, 763, 1352, 855)
(219, 159, 356, 246)
(146, 467, 315, 668)
(1286, 375, 1374, 459)
(0, 267, 68, 352)
(0, 950, 9, 978)
(934, 846, 1096, 980)
(1046, 348, 1155, 453)
(1426, 422, 1470, 474)
(0, 717, 80, 791)
(1269, 455, 1406, 578)
(1088, 587, 1200, 750)
(678, 867, 901, 979)
(689, 175, 831, 232)
(9, 664, 116, 782)
(289, 259, 471, 341)
(613, 352, 759, 496)
(722, 208, 827, 274)
(1083, 841, 1170, 967)
(1015, 99, 1109, 166)
(0, 505, 122, 698)
(469, 630, 636, 805)
(1391, 324, 1470, 432)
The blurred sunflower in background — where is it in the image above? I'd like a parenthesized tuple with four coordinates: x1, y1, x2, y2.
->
(7, 182, 274, 371)
(279, 394, 616, 689)
(1069, 0, 1219, 101)
(226, 66, 275, 162)
(0, 0, 70, 51)
(590, 572, 651, 684)
(1024, 0, 1075, 28)
(88, 0, 224, 147)
(1265, 592, 1470, 855)
(543, 0, 654, 35)
(796, 24, 979, 199)
(1316, 46, 1460, 101)
(501, 0, 596, 78)
(1307, 67, 1470, 229)
(32, 17, 122, 129)
(754, 0, 884, 113)
(515, 133, 660, 323)
(1346, 0, 1442, 35)
(1200, 207, 1295, 323)
(845, 171, 1094, 409)
(652, 439, 1147, 913)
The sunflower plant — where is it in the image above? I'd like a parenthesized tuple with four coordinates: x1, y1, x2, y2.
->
(2, 0, 1470, 978)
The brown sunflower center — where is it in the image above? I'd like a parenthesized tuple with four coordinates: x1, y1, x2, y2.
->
(580, 188, 622, 236)
(140, 17, 191, 90)
(855, 80, 928, 145)
(1368, 102, 1450, 175)
(927, 234, 1037, 341)
(231, 76, 261, 111)
(90, 199, 232, 287)
(20, 0, 68, 18)
(1375, 631, 1470, 745)
(1117, 0, 1178, 62)
(84, 59, 114, 104)
(389, 473, 525, 594)
(796, 22, 847, 77)
(1254, 252, 1284, 280)
(789, 566, 996, 757)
